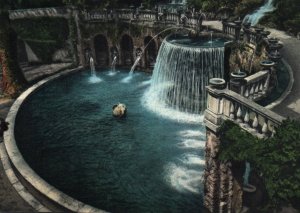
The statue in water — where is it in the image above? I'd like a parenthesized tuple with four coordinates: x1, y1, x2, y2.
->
(112, 103, 127, 118)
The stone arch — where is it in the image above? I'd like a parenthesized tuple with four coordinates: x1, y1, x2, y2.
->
(94, 34, 109, 67)
(120, 34, 134, 66)
(144, 36, 157, 68)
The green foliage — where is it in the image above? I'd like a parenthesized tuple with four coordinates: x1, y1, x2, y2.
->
(11, 17, 70, 64)
(219, 119, 300, 208)
(12, 18, 69, 45)
(261, 0, 300, 34)
(234, 0, 264, 17)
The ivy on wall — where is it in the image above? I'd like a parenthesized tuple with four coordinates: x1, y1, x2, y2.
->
(218, 120, 300, 210)
(0, 13, 27, 96)
(11, 17, 70, 63)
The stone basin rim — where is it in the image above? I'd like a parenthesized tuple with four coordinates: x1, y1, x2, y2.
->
(3, 67, 108, 213)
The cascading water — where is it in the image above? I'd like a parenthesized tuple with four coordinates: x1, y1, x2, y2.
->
(243, 0, 276, 26)
(108, 56, 118, 76)
(88, 57, 102, 83)
(143, 35, 226, 122)
(129, 55, 141, 75)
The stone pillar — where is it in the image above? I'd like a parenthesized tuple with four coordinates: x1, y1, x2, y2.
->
(229, 71, 247, 95)
(204, 78, 242, 213)
(234, 20, 242, 41)
(221, 18, 228, 34)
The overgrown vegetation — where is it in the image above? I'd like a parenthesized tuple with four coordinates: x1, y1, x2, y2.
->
(218, 120, 300, 210)
(261, 0, 300, 35)
(0, 12, 27, 96)
(11, 17, 69, 63)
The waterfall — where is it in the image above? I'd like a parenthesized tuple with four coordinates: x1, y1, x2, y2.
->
(243, 0, 276, 26)
(90, 57, 96, 76)
(88, 57, 102, 83)
(129, 56, 141, 75)
(144, 39, 224, 117)
(111, 56, 117, 72)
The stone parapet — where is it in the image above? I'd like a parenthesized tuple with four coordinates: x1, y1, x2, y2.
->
(203, 80, 285, 212)
(9, 7, 69, 19)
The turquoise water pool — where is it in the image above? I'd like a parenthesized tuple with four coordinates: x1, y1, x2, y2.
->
(15, 70, 207, 213)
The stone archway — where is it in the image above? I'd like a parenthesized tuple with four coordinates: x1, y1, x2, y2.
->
(94, 34, 109, 67)
(120, 34, 134, 66)
(144, 36, 157, 68)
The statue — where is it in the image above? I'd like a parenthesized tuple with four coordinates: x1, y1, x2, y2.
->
(112, 103, 127, 118)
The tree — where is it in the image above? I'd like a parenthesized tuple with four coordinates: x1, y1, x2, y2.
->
(218, 119, 300, 209)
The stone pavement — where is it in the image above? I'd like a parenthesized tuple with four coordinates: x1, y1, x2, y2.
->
(0, 98, 35, 212)
(269, 33, 300, 119)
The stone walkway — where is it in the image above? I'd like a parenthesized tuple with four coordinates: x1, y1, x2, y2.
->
(21, 63, 72, 82)
(268, 31, 300, 119)
(0, 99, 35, 212)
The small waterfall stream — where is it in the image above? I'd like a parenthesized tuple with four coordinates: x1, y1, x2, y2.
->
(88, 57, 102, 83)
(243, 0, 276, 26)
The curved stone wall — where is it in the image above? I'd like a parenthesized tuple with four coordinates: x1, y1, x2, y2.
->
(3, 67, 108, 212)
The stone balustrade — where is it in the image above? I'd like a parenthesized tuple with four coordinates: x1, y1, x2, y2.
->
(9, 7, 206, 30)
(243, 70, 270, 101)
(205, 81, 284, 138)
(9, 7, 69, 19)
(139, 10, 156, 21)
(222, 21, 242, 40)
(242, 27, 261, 44)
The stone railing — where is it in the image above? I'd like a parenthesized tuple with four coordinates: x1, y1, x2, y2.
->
(139, 10, 156, 21)
(222, 20, 242, 40)
(82, 9, 203, 29)
(243, 28, 261, 44)
(230, 70, 270, 101)
(205, 79, 284, 138)
(243, 70, 270, 101)
(9, 7, 69, 19)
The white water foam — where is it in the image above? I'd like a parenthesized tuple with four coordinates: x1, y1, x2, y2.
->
(179, 154, 205, 166)
(107, 71, 118, 76)
(165, 163, 203, 194)
(177, 139, 206, 149)
(142, 88, 203, 124)
(138, 79, 152, 87)
(88, 75, 102, 84)
(178, 130, 205, 138)
(121, 73, 134, 83)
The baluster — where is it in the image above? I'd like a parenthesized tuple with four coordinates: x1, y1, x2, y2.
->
(254, 82, 259, 94)
(236, 105, 242, 123)
(244, 109, 250, 126)
(252, 113, 258, 131)
(249, 84, 254, 99)
(259, 80, 264, 93)
(230, 102, 235, 119)
(262, 118, 268, 135)
(244, 86, 249, 98)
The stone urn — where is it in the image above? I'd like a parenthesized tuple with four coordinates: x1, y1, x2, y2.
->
(112, 103, 127, 118)
(209, 78, 226, 89)
(260, 60, 275, 70)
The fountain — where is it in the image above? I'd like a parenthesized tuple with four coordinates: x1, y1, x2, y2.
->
(128, 27, 188, 75)
(108, 55, 118, 76)
(243, 0, 276, 26)
(8, 18, 231, 213)
(144, 33, 228, 119)
(88, 57, 102, 83)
